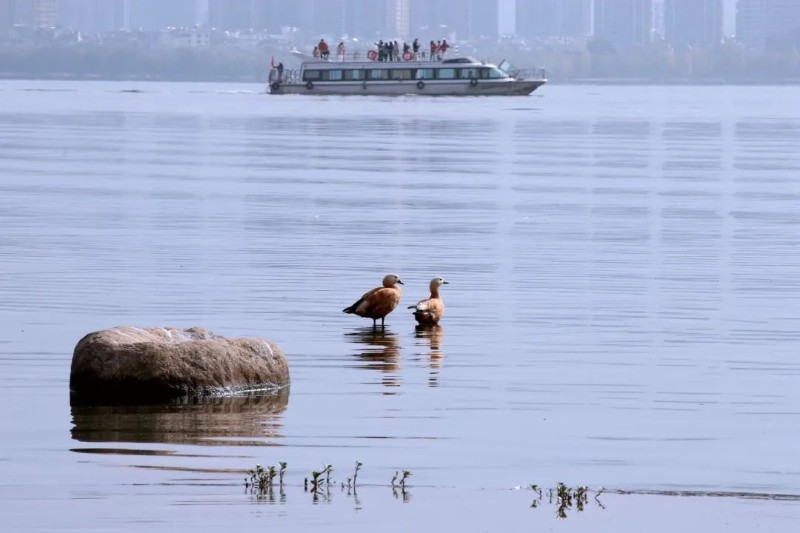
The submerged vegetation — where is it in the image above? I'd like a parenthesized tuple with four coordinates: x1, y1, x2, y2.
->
(243, 460, 612, 518)
(529, 483, 605, 519)
(247, 460, 415, 503)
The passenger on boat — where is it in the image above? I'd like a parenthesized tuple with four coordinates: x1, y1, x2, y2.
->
(394, 41, 400, 61)
(312, 46, 320, 58)
(318, 39, 330, 59)
(429, 40, 436, 60)
(277, 62, 284, 82)
(440, 39, 450, 59)
(412, 38, 420, 58)
(387, 41, 394, 61)
(337, 41, 346, 61)
(376, 40, 385, 61)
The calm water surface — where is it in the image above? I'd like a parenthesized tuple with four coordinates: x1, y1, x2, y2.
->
(1, 81, 799, 531)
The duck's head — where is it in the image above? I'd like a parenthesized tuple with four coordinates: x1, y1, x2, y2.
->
(383, 274, 404, 287)
(430, 277, 449, 290)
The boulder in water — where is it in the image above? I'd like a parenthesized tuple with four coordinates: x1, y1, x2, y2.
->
(69, 326, 289, 401)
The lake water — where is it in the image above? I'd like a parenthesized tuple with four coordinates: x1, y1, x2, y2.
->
(1, 81, 799, 532)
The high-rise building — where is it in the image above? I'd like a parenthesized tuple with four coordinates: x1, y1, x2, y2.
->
(463, 0, 499, 40)
(342, 0, 386, 39)
(58, 0, 127, 32)
(386, 0, 410, 38)
(127, 0, 197, 30)
(515, 0, 592, 40)
(594, 0, 653, 47)
(409, 0, 497, 41)
(0, 0, 14, 37)
(736, 0, 800, 47)
(208, 0, 257, 30)
(664, 0, 722, 47)
(12, 0, 58, 28)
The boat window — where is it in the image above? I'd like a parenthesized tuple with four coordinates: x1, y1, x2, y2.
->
(479, 67, 506, 79)
(324, 70, 344, 81)
(344, 69, 364, 81)
(303, 70, 322, 81)
(367, 69, 390, 80)
(459, 68, 479, 79)
(390, 69, 414, 80)
(416, 68, 436, 80)
(437, 68, 456, 80)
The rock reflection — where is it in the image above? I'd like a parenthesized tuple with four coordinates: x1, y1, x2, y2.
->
(346, 328, 401, 393)
(415, 325, 444, 387)
(70, 388, 289, 445)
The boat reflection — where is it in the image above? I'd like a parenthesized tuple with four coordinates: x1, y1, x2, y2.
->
(70, 388, 289, 446)
(415, 325, 444, 387)
(345, 327, 401, 393)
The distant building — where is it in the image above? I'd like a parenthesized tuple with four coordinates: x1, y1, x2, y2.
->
(0, 0, 14, 37)
(208, 0, 260, 30)
(159, 27, 210, 48)
(212, 0, 387, 38)
(515, 0, 592, 40)
(11, 0, 58, 28)
(408, 0, 497, 41)
(57, 0, 127, 33)
(653, 0, 666, 37)
(387, 0, 410, 39)
(736, 0, 800, 48)
(342, 0, 386, 40)
(594, 0, 654, 47)
(127, 0, 197, 30)
(664, 0, 723, 47)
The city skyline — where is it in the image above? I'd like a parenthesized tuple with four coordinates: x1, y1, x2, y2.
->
(2, 0, 797, 48)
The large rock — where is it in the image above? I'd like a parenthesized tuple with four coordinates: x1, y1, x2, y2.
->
(70, 326, 289, 401)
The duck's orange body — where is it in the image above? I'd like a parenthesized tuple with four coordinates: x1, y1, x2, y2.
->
(343, 274, 404, 328)
(409, 277, 448, 325)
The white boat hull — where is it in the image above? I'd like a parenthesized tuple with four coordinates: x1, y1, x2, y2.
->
(270, 79, 545, 96)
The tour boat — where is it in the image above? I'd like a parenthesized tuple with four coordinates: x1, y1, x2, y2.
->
(267, 51, 546, 96)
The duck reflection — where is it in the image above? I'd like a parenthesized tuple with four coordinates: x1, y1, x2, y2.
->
(415, 325, 444, 387)
(346, 327, 401, 393)
(70, 388, 289, 446)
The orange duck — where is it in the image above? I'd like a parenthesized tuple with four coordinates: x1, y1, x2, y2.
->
(409, 277, 448, 325)
(343, 274, 404, 328)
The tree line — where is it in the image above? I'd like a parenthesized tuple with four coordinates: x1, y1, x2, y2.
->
(0, 40, 799, 83)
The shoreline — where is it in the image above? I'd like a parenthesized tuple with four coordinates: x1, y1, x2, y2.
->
(1, 73, 799, 86)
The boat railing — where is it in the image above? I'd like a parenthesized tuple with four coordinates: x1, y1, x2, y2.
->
(269, 69, 302, 86)
(512, 68, 547, 80)
(296, 50, 452, 63)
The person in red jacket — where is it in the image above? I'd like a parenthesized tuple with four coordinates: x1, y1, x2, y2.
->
(440, 39, 450, 59)
(318, 39, 330, 59)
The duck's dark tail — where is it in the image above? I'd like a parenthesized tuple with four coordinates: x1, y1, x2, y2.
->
(343, 298, 363, 314)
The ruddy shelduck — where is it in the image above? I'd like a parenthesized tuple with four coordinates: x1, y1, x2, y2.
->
(409, 277, 449, 325)
(343, 274, 404, 328)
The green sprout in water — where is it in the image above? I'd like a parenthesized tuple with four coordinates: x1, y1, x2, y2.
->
(399, 470, 411, 489)
(244, 464, 278, 498)
(279, 462, 287, 485)
(324, 464, 333, 486)
(529, 483, 603, 519)
(310, 470, 324, 494)
(353, 461, 363, 488)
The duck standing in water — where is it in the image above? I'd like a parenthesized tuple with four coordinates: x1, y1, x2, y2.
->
(343, 274, 404, 328)
(409, 277, 448, 325)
